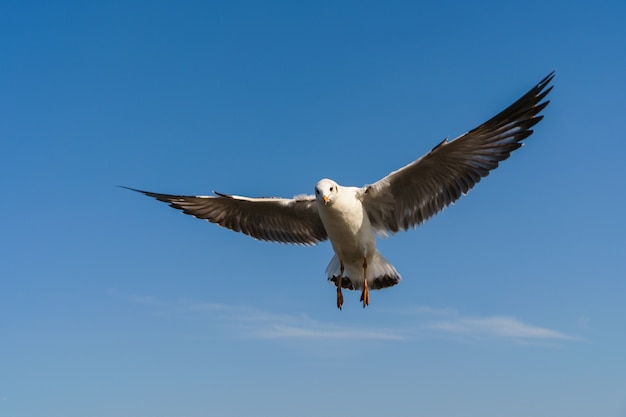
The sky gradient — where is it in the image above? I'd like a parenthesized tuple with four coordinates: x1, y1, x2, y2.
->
(2, 1, 626, 416)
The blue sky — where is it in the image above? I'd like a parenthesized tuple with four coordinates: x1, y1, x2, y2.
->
(2, 1, 626, 416)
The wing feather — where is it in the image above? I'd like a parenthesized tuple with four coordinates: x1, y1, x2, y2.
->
(124, 187, 328, 245)
(362, 72, 554, 235)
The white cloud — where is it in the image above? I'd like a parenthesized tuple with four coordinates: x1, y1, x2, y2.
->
(127, 296, 405, 341)
(427, 315, 573, 340)
(192, 302, 405, 341)
(253, 324, 404, 341)
(127, 294, 158, 305)
(125, 294, 574, 343)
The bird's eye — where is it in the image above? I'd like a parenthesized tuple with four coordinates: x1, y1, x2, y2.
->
(330, 186, 334, 192)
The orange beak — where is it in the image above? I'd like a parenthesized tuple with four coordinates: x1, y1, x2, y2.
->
(323, 195, 329, 205)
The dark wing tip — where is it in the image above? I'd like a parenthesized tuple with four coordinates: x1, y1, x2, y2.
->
(119, 185, 143, 193)
(119, 185, 159, 196)
(539, 70, 556, 89)
(120, 186, 168, 199)
(120, 186, 189, 204)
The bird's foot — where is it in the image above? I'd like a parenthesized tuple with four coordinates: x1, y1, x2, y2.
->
(336, 286, 344, 310)
(336, 261, 345, 310)
(359, 280, 370, 308)
(360, 257, 370, 308)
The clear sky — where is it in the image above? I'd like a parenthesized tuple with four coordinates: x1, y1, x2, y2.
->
(2, 1, 626, 416)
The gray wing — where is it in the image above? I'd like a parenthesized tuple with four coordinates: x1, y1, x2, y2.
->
(124, 187, 328, 245)
(362, 72, 554, 235)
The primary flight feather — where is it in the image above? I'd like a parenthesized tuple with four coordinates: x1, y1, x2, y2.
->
(125, 72, 554, 309)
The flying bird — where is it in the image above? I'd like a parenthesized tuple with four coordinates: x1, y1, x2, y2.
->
(125, 72, 554, 309)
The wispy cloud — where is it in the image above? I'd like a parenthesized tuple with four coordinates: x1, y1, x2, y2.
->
(253, 324, 404, 340)
(426, 315, 573, 341)
(127, 296, 405, 341)
(127, 294, 158, 305)
(191, 301, 405, 341)
(123, 294, 574, 344)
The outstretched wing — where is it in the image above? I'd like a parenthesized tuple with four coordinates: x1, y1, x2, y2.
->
(124, 187, 328, 245)
(362, 72, 554, 235)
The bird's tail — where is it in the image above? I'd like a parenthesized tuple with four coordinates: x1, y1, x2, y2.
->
(326, 251, 402, 290)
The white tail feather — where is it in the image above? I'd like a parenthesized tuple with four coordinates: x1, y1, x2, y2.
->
(326, 251, 401, 290)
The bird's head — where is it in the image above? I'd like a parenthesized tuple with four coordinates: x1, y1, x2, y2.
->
(315, 178, 339, 206)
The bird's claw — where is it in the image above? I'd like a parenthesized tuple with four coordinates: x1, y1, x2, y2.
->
(360, 282, 370, 308)
(336, 287, 344, 310)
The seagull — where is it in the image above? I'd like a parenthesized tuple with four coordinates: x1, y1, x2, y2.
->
(125, 72, 554, 309)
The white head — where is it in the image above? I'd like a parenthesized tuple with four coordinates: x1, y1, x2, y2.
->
(315, 178, 339, 206)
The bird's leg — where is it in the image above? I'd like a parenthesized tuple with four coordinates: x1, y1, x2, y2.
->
(336, 261, 344, 310)
(359, 257, 370, 308)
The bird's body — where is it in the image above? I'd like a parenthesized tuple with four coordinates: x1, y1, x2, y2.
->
(315, 180, 400, 298)
(317, 182, 376, 271)
(125, 72, 555, 309)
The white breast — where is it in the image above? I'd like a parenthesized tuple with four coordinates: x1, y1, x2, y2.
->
(317, 186, 376, 262)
